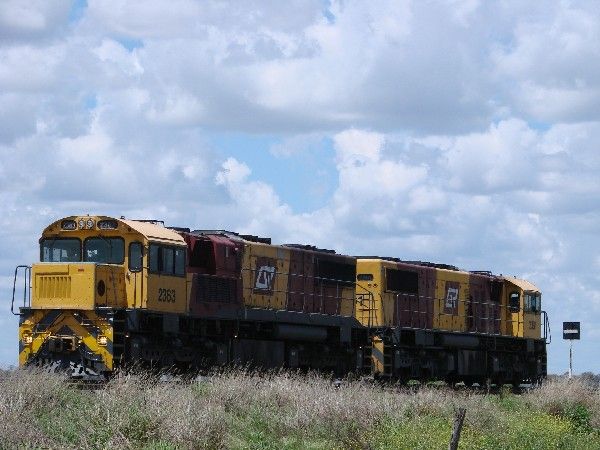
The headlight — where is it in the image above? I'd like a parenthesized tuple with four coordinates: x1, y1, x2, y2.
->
(79, 219, 85, 229)
(23, 334, 33, 344)
(86, 218, 95, 229)
(97, 335, 108, 346)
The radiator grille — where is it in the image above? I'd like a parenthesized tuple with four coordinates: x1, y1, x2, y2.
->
(196, 275, 237, 303)
(36, 276, 72, 299)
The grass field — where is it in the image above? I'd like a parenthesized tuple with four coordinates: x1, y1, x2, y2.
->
(0, 369, 598, 449)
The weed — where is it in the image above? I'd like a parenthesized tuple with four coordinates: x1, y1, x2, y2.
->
(0, 370, 598, 449)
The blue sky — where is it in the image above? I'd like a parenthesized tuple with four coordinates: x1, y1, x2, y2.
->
(1, 0, 600, 374)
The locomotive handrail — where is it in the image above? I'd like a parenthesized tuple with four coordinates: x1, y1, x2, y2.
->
(239, 267, 357, 317)
(391, 292, 537, 338)
(11, 265, 31, 315)
(200, 267, 546, 340)
(355, 290, 376, 328)
(542, 310, 551, 344)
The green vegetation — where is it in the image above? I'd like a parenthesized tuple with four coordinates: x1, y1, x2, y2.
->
(0, 369, 598, 449)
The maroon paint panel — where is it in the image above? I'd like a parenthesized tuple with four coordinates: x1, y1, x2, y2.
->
(286, 250, 315, 312)
(288, 251, 354, 315)
(468, 274, 501, 334)
(313, 255, 355, 315)
(210, 235, 239, 276)
(392, 262, 436, 329)
(188, 273, 242, 317)
(184, 233, 244, 318)
(185, 234, 355, 318)
(315, 282, 341, 315)
(184, 234, 241, 277)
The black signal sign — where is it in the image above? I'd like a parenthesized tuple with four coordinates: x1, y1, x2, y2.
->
(563, 322, 580, 340)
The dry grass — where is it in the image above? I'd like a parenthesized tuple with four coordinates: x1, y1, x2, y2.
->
(0, 369, 598, 449)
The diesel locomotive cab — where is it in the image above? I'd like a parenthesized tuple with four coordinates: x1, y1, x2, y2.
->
(17, 216, 168, 377)
(18, 217, 127, 376)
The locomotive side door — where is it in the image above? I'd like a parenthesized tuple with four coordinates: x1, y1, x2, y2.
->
(145, 243, 187, 314)
(507, 289, 523, 337)
(523, 291, 542, 339)
(126, 240, 144, 308)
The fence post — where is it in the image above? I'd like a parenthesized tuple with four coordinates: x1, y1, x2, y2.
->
(448, 407, 466, 450)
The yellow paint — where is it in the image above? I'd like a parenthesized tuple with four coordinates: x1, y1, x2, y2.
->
(337, 285, 356, 317)
(18, 309, 49, 366)
(355, 259, 385, 327)
(503, 277, 542, 339)
(32, 263, 96, 309)
(523, 309, 541, 339)
(356, 259, 476, 333)
(433, 269, 469, 332)
(38, 215, 191, 313)
(146, 272, 187, 314)
(83, 311, 114, 344)
(18, 309, 113, 370)
(32, 263, 130, 310)
(125, 261, 145, 309)
(242, 243, 291, 310)
(95, 265, 127, 307)
(62, 315, 113, 370)
(372, 336, 385, 375)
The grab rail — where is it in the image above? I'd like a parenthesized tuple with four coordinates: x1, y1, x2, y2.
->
(542, 310, 552, 344)
(11, 265, 31, 315)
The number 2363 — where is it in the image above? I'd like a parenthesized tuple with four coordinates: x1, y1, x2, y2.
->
(158, 288, 176, 303)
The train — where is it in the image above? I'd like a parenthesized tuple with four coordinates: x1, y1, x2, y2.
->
(12, 215, 550, 384)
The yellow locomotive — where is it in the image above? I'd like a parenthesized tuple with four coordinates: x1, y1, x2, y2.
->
(13, 215, 549, 383)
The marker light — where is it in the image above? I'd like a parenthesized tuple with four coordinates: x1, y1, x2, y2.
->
(79, 219, 85, 229)
(61, 220, 77, 230)
(86, 219, 95, 229)
(97, 335, 108, 346)
(98, 219, 118, 230)
(23, 334, 33, 344)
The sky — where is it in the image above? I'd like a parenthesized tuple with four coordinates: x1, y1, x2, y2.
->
(0, 0, 599, 374)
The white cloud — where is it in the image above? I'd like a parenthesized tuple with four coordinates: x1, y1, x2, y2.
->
(146, 88, 205, 126)
(334, 129, 384, 167)
(492, 2, 600, 122)
(93, 39, 144, 76)
(443, 119, 539, 193)
(0, 0, 71, 40)
(0, 44, 65, 91)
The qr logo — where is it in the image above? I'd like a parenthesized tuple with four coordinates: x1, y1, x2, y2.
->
(445, 287, 459, 309)
(254, 257, 277, 294)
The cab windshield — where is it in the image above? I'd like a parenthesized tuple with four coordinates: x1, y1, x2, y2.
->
(41, 238, 81, 262)
(84, 237, 125, 264)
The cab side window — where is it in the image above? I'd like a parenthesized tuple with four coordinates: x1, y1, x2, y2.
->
(129, 242, 143, 272)
(509, 291, 520, 312)
(162, 247, 174, 273)
(149, 243, 186, 277)
(524, 293, 541, 313)
(174, 247, 185, 276)
(149, 245, 159, 272)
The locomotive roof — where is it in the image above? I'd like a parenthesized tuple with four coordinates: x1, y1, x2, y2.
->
(190, 229, 272, 245)
(42, 215, 186, 245)
(356, 256, 460, 271)
(122, 219, 186, 245)
(189, 230, 351, 258)
(504, 276, 540, 293)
